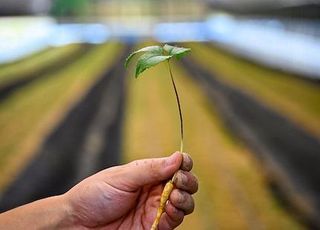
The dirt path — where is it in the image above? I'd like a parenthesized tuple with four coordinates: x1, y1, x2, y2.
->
(180, 57, 320, 228)
(0, 45, 92, 102)
(0, 44, 131, 212)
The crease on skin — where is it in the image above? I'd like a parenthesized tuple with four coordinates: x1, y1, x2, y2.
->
(164, 204, 184, 229)
(129, 203, 137, 230)
(141, 207, 149, 230)
(102, 166, 143, 193)
(107, 196, 139, 230)
(151, 158, 172, 182)
(140, 189, 152, 229)
(176, 190, 186, 208)
(167, 200, 184, 221)
(112, 216, 126, 230)
(104, 181, 138, 195)
(176, 170, 198, 194)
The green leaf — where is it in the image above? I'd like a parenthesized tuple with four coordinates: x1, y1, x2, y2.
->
(163, 44, 191, 59)
(125, 45, 163, 68)
(125, 44, 191, 78)
(135, 52, 172, 78)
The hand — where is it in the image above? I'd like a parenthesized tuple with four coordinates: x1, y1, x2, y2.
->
(64, 152, 198, 229)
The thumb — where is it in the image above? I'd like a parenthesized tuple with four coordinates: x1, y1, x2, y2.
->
(116, 152, 183, 190)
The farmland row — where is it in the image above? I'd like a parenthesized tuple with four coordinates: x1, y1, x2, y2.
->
(186, 43, 320, 139)
(0, 48, 53, 69)
(0, 44, 92, 101)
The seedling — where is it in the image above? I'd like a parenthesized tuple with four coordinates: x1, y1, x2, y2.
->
(125, 44, 191, 230)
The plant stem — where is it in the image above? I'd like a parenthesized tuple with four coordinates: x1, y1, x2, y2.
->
(167, 60, 184, 153)
(151, 61, 184, 230)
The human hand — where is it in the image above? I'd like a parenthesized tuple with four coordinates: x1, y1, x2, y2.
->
(64, 152, 198, 229)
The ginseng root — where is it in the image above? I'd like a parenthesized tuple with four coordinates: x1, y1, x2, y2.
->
(150, 175, 175, 230)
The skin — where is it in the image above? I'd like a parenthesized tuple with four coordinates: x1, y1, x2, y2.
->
(0, 152, 198, 229)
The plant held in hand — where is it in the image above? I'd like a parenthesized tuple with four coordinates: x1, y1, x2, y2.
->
(125, 44, 191, 230)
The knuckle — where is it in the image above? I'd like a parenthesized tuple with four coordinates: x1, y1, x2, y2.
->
(176, 171, 199, 194)
(166, 201, 183, 222)
(177, 190, 186, 205)
(130, 160, 140, 167)
(170, 189, 195, 215)
(150, 158, 168, 180)
(185, 172, 198, 194)
(170, 189, 185, 207)
(175, 170, 187, 187)
(149, 159, 159, 178)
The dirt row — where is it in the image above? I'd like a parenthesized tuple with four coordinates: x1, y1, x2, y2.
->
(0, 45, 93, 102)
(0, 44, 131, 212)
(180, 57, 320, 228)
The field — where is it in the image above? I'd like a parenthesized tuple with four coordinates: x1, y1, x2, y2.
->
(0, 42, 122, 191)
(0, 41, 319, 229)
(187, 43, 320, 138)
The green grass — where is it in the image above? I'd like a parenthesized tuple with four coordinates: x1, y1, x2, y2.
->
(187, 42, 320, 138)
(0, 44, 84, 85)
(0, 42, 123, 190)
(123, 44, 303, 229)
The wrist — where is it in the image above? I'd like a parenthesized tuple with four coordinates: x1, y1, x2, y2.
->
(28, 195, 76, 229)
(0, 194, 76, 229)
(55, 194, 77, 229)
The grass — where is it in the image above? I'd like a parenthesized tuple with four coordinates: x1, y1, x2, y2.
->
(122, 48, 304, 229)
(0, 44, 84, 85)
(186, 43, 320, 138)
(0, 41, 123, 191)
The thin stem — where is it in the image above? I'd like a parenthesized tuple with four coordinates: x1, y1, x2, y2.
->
(167, 60, 184, 153)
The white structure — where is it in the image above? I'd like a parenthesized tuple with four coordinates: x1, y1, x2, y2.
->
(204, 0, 319, 11)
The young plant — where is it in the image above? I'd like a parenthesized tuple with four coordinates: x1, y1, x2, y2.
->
(125, 44, 191, 230)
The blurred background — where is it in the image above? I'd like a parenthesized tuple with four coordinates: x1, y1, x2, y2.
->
(0, 0, 320, 229)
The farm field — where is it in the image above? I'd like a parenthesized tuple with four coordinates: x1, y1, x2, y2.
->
(1, 41, 319, 229)
(0, 44, 86, 85)
(0, 42, 122, 191)
(180, 43, 320, 227)
(186, 43, 320, 139)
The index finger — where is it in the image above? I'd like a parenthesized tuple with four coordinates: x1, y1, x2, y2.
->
(181, 153, 193, 171)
